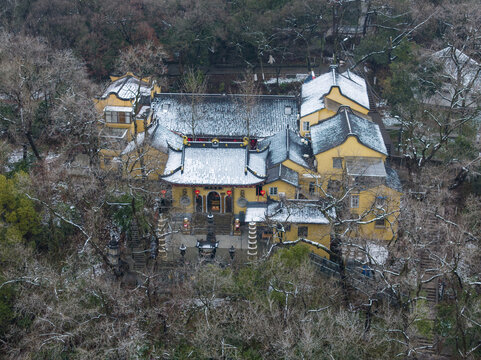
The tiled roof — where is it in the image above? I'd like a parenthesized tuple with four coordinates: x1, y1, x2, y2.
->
(310, 107, 387, 155)
(258, 128, 311, 169)
(385, 166, 402, 192)
(266, 164, 299, 187)
(245, 201, 331, 224)
(301, 67, 369, 117)
(152, 93, 298, 138)
(161, 144, 267, 186)
(121, 123, 183, 155)
(101, 76, 151, 100)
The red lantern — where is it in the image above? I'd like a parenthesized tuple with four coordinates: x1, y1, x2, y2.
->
(227, 190, 232, 196)
(260, 190, 266, 197)
(194, 189, 200, 195)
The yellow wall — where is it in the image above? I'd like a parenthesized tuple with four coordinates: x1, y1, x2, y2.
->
(170, 185, 263, 215)
(120, 146, 168, 180)
(348, 185, 401, 241)
(314, 136, 386, 176)
(265, 180, 297, 200)
(275, 223, 331, 258)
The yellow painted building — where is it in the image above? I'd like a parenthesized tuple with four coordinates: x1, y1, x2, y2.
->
(299, 66, 371, 137)
(95, 73, 161, 169)
(245, 201, 332, 258)
(309, 107, 402, 241)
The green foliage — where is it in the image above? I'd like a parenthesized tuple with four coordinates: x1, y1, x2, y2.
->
(0, 276, 15, 338)
(274, 243, 311, 268)
(0, 173, 41, 246)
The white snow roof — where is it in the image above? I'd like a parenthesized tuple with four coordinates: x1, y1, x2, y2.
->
(104, 105, 133, 113)
(310, 107, 387, 156)
(122, 123, 183, 155)
(162, 145, 267, 186)
(152, 93, 298, 138)
(301, 67, 370, 117)
(101, 76, 151, 100)
(245, 201, 331, 224)
(427, 47, 481, 108)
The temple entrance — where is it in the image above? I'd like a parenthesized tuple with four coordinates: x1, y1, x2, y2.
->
(224, 195, 232, 213)
(195, 195, 203, 212)
(207, 191, 221, 213)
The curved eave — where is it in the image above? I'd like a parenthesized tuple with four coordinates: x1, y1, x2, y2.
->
(312, 134, 387, 157)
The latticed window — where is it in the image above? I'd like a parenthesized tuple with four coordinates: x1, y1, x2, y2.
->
(105, 111, 131, 124)
(333, 157, 343, 169)
(298, 226, 308, 238)
(269, 187, 278, 196)
(350, 195, 360, 208)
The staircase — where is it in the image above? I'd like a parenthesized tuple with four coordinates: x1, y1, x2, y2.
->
(130, 219, 146, 271)
(192, 213, 233, 235)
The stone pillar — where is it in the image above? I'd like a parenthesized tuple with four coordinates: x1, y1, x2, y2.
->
(156, 214, 168, 261)
(247, 222, 258, 261)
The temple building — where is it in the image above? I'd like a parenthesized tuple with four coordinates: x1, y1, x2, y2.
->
(105, 66, 402, 258)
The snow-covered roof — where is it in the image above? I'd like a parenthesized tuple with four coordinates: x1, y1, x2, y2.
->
(345, 157, 387, 177)
(152, 93, 298, 138)
(310, 107, 387, 156)
(427, 47, 481, 108)
(122, 123, 183, 155)
(100, 127, 128, 139)
(385, 166, 402, 192)
(266, 164, 299, 187)
(301, 67, 370, 117)
(245, 201, 331, 224)
(101, 75, 151, 100)
(104, 105, 133, 113)
(161, 144, 267, 186)
(258, 128, 311, 169)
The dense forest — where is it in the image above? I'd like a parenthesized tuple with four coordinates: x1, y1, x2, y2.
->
(0, 0, 481, 359)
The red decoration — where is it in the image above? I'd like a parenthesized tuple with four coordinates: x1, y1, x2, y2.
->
(160, 190, 167, 195)
(260, 190, 266, 197)
(226, 190, 232, 196)
(194, 189, 200, 195)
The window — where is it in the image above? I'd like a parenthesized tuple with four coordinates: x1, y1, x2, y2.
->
(162, 103, 170, 112)
(375, 196, 386, 207)
(269, 187, 278, 196)
(350, 195, 359, 208)
(256, 185, 263, 196)
(284, 106, 292, 115)
(302, 121, 310, 131)
(309, 182, 316, 195)
(333, 157, 343, 169)
(105, 111, 131, 124)
(375, 218, 386, 228)
(298, 226, 308, 238)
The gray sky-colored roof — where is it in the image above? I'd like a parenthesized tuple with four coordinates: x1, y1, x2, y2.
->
(152, 93, 298, 138)
(301, 68, 369, 117)
(162, 145, 267, 186)
(266, 164, 299, 187)
(310, 108, 387, 156)
(101, 76, 151, 100)
(259, 128, 311, 169)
